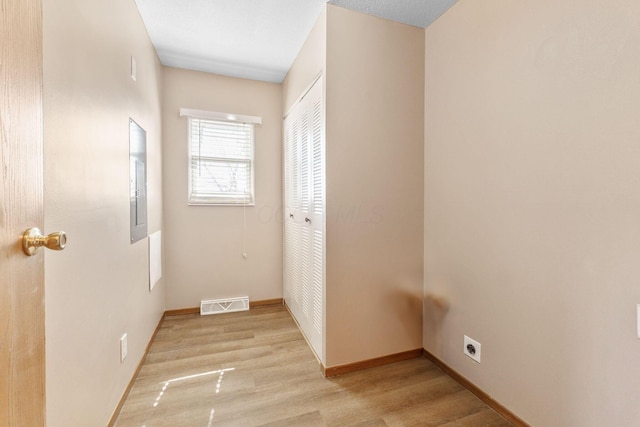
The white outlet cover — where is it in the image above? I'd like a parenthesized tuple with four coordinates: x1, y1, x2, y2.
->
(637, 304, 640, 339)
(130, 56, 137, 81)
(464, 335, 481, 363)
(120, 333, 128, 362)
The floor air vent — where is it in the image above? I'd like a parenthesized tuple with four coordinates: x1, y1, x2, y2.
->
(200, 297, 249, 315)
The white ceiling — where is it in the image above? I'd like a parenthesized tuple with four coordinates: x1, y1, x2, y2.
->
(134, 0, 458, 83)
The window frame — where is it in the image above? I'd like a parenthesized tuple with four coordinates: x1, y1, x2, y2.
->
(181, 108, 261, 206)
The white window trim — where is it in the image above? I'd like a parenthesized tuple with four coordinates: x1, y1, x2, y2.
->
(179, 108, 262, 125)
(182, 109, 261, 206)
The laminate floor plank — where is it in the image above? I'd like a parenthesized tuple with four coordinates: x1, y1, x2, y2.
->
(151, 328, 254, 347)
(439, 408, 513, 427)
(115, 305, 512, 426)
(257, 410, 325, 427)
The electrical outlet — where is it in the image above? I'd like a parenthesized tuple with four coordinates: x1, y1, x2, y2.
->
(120, 333, 128, 362)
(130, 56, 136, 81)
(464, 335, 481, 363)
(637, 304, 640, 339)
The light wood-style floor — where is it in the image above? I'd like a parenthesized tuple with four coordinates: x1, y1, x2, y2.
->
(115, 304, 511, 426)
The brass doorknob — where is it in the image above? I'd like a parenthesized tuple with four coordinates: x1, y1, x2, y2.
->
(22, 227, 67, 256)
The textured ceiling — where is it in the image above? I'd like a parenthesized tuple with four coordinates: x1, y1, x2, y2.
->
(134, 0, 457, 83)
(330, 0, 458, 29)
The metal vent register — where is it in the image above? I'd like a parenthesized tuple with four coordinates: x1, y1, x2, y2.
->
(200, 297, 249, 315)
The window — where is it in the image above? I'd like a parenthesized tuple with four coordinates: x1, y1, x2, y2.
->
(180, 109, 261, 205)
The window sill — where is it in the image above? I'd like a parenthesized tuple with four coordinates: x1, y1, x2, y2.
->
(188, 202, 255, 207)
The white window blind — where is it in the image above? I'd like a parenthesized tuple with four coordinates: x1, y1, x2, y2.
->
(187, 117, 255, 205)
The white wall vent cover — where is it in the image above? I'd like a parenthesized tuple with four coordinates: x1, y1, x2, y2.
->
(200, 297, 249, 315)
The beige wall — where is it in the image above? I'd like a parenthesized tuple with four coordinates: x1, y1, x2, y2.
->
(282, 9, 327, 114)
(324, 5, 425, 367)
(283, 4, 425, 368)
(162, 67, 283, 309)
(43, 0, 164, 425)
(424, 0, 640, 424)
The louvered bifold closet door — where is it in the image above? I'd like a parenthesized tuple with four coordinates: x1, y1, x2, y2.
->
(283, 76, 325, 363)
(283, 117, 294, 303)
(290, 116, 302, 305)
(309, 83, 325, 336)
(300, 112, 311, 317)
(284, 108, 302, 306)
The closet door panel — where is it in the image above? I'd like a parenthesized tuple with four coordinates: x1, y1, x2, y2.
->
(301, 225, 311, 317)
(283, 76, 325, 363)
(312, 228, 323, 334)
(300, 113, 310, 214)
(311, 97, 324, 222)
(283, 118, 293, 302)
(308, 82, 325, 340)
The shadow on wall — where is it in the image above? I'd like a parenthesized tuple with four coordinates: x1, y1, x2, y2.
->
(423, 292, 450, 354)
(386, 281, 424, 340)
